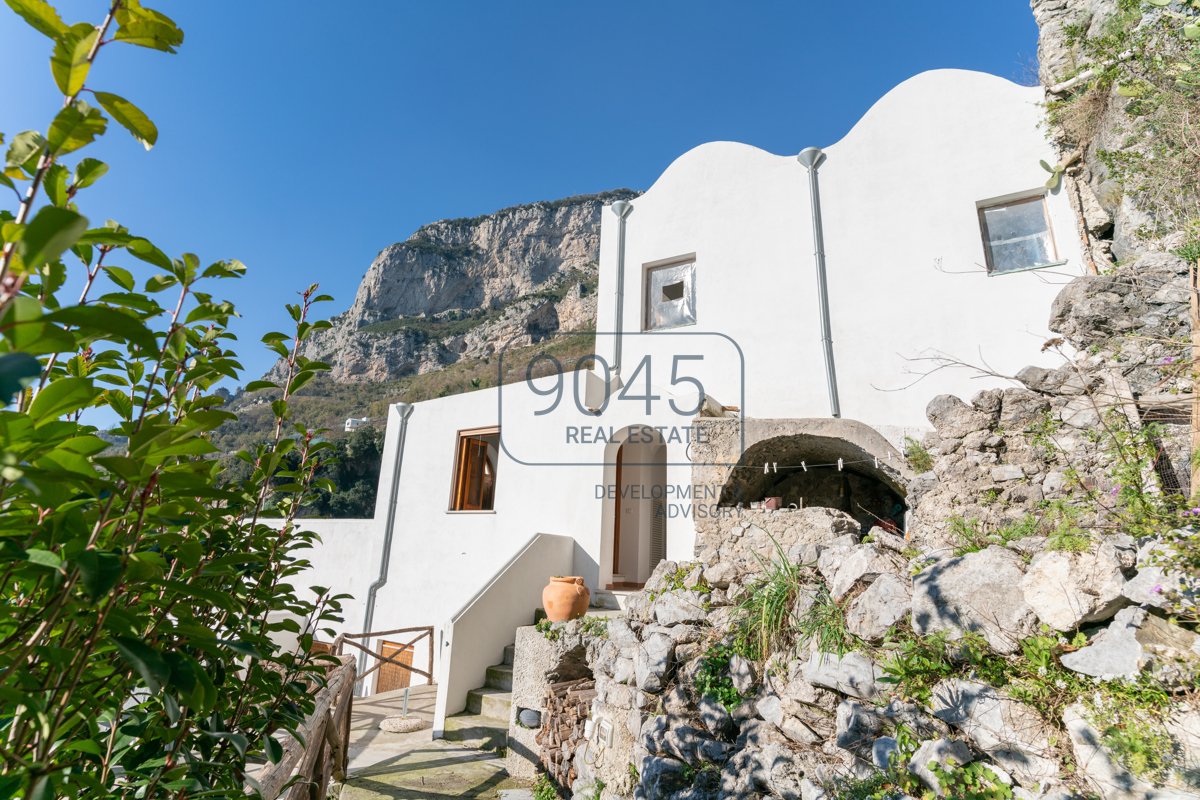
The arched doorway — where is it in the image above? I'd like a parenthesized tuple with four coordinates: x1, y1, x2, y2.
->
(601, 427, 667, 589)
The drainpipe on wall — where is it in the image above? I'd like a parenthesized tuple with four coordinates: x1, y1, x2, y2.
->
(797, 146, 841, 418)
(609, 200, 634, 376)
(359, 401, 415, 682)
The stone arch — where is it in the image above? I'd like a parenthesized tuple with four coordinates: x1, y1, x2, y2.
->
(705, 418, 910, 534)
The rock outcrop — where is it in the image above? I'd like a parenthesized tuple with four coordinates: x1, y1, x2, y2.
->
(271, 189, 637, 383)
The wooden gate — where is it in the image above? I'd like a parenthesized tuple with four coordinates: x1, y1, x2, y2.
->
(376, 640, 414, 693)
(333, 626, 434, 694)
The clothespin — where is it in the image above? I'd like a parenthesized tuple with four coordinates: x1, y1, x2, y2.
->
(837, 458, 844, 471)
(763, 463, 769, 474)
(874, 456, 879, 468)
(801, 461, 807, 472)
(772, 462, 778, 473)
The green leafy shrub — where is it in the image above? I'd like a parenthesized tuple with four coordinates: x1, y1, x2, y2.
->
(904, 436, 934, 473)
(0, 5, 347, 796)
(533, 772, 560, 800)
(536, 618, 561, 641)
(579, 615, 610, 638)
(692, 643, 748, 709)
(927, 760, 1013, 800)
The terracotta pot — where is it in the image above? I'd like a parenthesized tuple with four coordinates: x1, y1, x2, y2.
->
(542, 576, 590, 622)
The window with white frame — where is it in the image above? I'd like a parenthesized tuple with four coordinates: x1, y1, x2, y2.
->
(644, 259, 696, 330)
(977, 194, 1059, 275)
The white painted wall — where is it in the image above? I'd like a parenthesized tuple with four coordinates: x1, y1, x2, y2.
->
(433, 533, 574, 735)
(596, 69, 1082, 434)
(288, 69, 1084, 707)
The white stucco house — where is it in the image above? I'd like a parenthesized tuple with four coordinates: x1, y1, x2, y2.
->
(287, 69, 1085, 732)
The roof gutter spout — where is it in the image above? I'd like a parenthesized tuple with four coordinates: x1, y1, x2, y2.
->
(359, 401, 415, 682)
(797, 147, 841, 418)
(609, 200, 634, 375)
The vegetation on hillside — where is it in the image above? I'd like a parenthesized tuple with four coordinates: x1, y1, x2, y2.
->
(212, 330, 597, 455)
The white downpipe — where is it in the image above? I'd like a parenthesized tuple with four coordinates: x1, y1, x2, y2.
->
(797, 147, 841, 418)
(358, 402, 415, 685)
(609, 200, 634, 375)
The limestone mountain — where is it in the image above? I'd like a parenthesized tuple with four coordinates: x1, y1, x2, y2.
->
(214, 189, 638, 456)
(274, 189, 638, 384)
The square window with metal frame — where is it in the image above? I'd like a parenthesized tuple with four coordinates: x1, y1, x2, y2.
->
(449, 427, 499, 511)
(644, 259, 696, 330)
(978, 194, 1059, 275)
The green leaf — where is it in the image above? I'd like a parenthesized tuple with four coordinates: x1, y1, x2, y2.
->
(25, 548, 63, 570)
(4, 0, 66, 39)
(288, 370, 315, 394)
(114, 636, 169, 692)
(5, 130, 46, 172)
(19, 205, 87, 270)
(46, 100, 107, 156)
(50, 23, 98, 96)
(102, 265, 134, 291)
(76, 550, 122, 599)
(27, 376, 93, 423)
(93, 91, 157, 150)
(144, 273, 177, 292)
(113, 0, 184, 53)
(1185, 24, 1200, 40)
(43, 162, 68, 206)
(45, 305, 157, 350)
(244, 380, 276, 392)
(205, 731, 248, 757)
(73, 156, 108, 188)
(264, 734, 283, 764)
(0, 352, 40, 405)
(127, 238, 172, 270)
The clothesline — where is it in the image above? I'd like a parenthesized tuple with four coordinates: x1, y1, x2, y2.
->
(729, 451, 902, 474)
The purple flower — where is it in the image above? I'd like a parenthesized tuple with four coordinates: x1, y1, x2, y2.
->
(1183, 508, 1200, 517)
(1109, 486, 1121, 498)
(1152, 584, 1164, 594)
(1160, 356, 1177, 365)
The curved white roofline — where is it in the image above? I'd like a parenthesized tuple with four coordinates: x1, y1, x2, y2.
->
(637, 69, 1041, 199)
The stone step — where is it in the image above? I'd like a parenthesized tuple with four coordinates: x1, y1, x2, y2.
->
(441, 711, 508, 752)
(502, 643, 515, 666)
(466, 687, 512, 719)
(486, 663, 513, 691)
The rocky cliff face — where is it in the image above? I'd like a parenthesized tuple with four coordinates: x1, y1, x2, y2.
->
(280, 189, 637, 383)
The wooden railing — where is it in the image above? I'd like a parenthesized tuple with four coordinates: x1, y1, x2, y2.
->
(256, 654, 355, 800)
(333, 626, 434, 689)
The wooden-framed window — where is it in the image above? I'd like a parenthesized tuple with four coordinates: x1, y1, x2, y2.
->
(977, 193, 1059, 275)
(449, 427, 499, 511)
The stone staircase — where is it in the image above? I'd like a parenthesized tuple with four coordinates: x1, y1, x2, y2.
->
(441, 643, 514, 751)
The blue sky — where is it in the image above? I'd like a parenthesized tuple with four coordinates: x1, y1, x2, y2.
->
(1, 2, 1040, 381)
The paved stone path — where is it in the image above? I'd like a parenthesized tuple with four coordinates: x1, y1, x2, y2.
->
(336, 685, 529, 799)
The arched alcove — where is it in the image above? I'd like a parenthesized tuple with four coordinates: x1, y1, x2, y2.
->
(717, 432, 907, 532)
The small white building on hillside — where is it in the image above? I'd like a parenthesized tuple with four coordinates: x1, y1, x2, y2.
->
(285, 69, 1085, 731)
